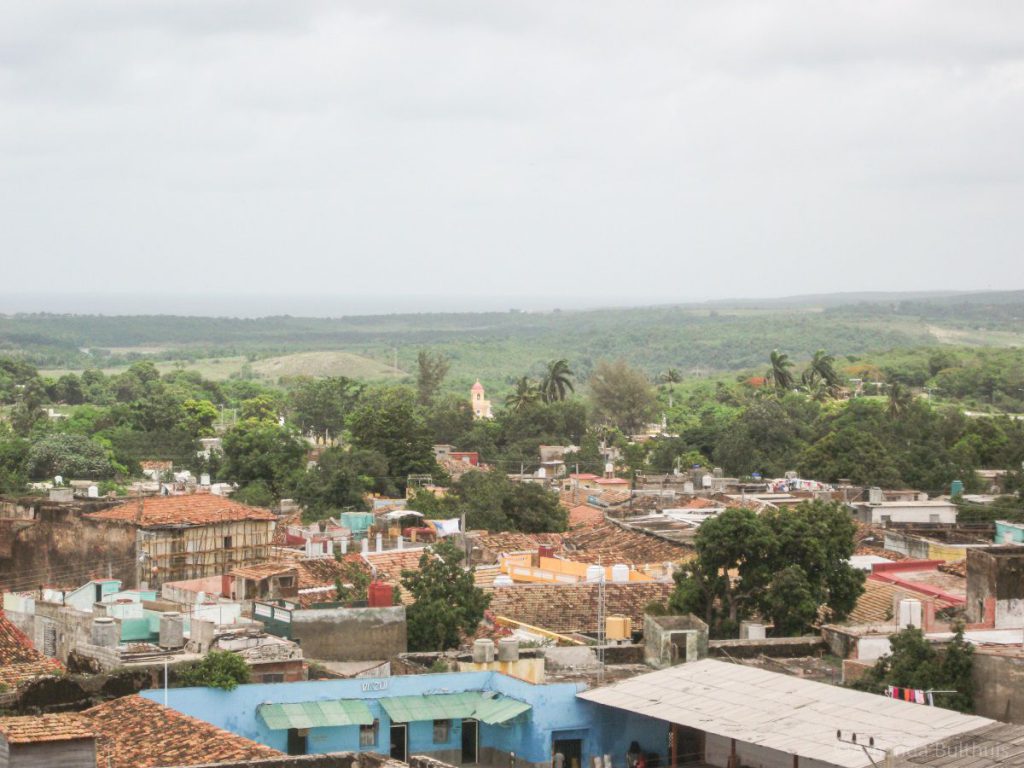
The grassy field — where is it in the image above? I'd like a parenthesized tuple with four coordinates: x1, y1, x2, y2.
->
(40, 350, 404, 383)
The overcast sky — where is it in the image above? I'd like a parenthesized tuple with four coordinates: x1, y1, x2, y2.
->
(2, 1, 1023, 313)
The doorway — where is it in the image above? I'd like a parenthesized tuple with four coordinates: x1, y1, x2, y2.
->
(390, 723, 408, 762)
(286, 728, 307, 756)
(672, 726, 704, 765)
(553, 738, 583, 768)
(462, 719, 478, 764)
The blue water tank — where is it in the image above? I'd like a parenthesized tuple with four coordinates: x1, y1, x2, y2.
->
(951, 479, 964, 496)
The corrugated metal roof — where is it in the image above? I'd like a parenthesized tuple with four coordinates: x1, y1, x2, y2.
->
(257, 700, 374, 730)
(577, 659, 993, 768)
(380, 692, 530, 724)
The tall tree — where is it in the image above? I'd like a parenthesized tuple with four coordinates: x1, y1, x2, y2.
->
(802, 349, 841, 394)
(348, 386, 434, 488)
(289, 376, 360, 443)
(540, 359, 575, 403)
(670, 501, 863, 637)
(887, 382, 913, 421)
(767, 349, 795, 393)
(415, 350, 451, 406)
(588, 360, 657, 434)
(402, 540, 491, 651)
(221, 419, 307, 499)
(504, 376, 540, 412)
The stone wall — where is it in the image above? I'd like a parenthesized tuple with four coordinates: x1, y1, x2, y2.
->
(972, 651, 1024, 723)
(0, 497, 136, 591)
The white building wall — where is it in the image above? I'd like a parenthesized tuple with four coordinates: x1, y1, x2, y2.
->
(857, 636, 894, 661)
(705, 733, 844, 768)
(864, 504, 958, 525)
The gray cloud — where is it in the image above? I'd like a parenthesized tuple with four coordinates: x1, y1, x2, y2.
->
(1, 1, 1022, 308)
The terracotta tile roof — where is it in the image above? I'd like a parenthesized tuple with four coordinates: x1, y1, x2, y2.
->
(0, 610, 63, 689)
(0, 713, 92, 744)
(140, 460, 173, 471)
(562, 523, 693, 567)
(474, 565, 503, 586)
(85, 494, 277, 527)
(84, 695, 281, 768)
(939, 558, 967, 578)
(470, 532, 565, 557)
(485, 582, 674, 634)
(844, 577, 958, 625)
(363, 548, 430, 583)
(568, 504, 605, 529)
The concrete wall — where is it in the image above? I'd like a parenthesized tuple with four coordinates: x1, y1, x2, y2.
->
(972, 652, 1024, 723)
(289, 606, 407, 661)
(708, 637, 826, 659)
(0, 500, 137, 590)
(967, 547, 1024, 627)
(644, 614, 709, 668)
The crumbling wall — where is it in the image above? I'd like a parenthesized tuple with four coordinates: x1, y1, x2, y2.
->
(0, 498, 136, 591)
(972, 652, 1024, 723)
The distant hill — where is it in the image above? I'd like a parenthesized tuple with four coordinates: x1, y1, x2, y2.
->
(3, 289, 1021, 385)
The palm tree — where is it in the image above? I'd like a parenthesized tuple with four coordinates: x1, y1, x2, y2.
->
(540, 359, 575, 403)
(887, 382, 913, 420)
(505, 376, 540, 412)
(767, 350, 795, 393)
(802, 349, 840, 396)
(661, 368, 682, 385)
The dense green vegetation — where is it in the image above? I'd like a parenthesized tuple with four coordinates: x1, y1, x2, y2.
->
(852, 624, 975, 713)
(4, 291, 1023, 393)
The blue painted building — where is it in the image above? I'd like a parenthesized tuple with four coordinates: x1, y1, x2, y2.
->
(995, 520, 1024, 544)
(143, 671, 668, 768)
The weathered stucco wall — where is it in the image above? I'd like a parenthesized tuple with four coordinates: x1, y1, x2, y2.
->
(0, 498, 136, 591)
(290, 606, 407, 661)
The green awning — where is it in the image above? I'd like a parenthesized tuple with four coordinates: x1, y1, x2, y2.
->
(379, 692, 530, 725)
(258, 699, 374, 730)
(474, 696, 532, 725)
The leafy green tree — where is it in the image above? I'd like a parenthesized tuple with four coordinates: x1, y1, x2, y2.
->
(415, 351, 451, 406)
(293, 447, 383, 519)
(233, 480, 276, 508)
(853, 624, 974, 713)
(333, 559, 372, 605)
(505, 377, 541, 412)
(26, 433, 114, 480)
(221, 419, 307, 499)
(802, 349, 841, 392)
(424, 394, 475, 446)
(288, 376, 359, 443)
(177, 650, 251, 691)
(0, 425, 29, 494)
(239, 396, 279, 422)
(540, 359, 575, 404)
(670, 502, 863, 637)
(453, 471, 567, 532)
(764, 565, 819, 635)
(402, 540, 491, 651)
(588, 360, 657, 433)
(180, 398, 219, 438)
(348, 387, 434, 488)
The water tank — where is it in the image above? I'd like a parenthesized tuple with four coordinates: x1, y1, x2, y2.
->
(159, 612, 185, 649)
(683, 481, 694, 493)
(610, 564, 630, 584)
(472, 638, 495, 663)
(538, 545, 556, 560)
(868, 487, 883, 504)
(493, 575, 514, 587)
(87, 485, 99, 498)
(605, 615, 632, 641)
(701, 474, 712, 489)
(898, 599, 923, 629)
(91, 617, 118, 648)
(713, 467, 724, 478)
(368, 581, 394, 608)
(951, 479, 964, 497)
(497, 637, 520, 662)
(585, 565, 605, 583)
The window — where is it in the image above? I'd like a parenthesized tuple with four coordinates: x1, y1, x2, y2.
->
(880, 515, 891, 524)
(278, 576, 294, 588)
(433, 719, 450, 743)
(360, 720, 379, 747)
(261, 673, 285, 683)
(929, 514, 940, 523)
(223, 536, 233, 550)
